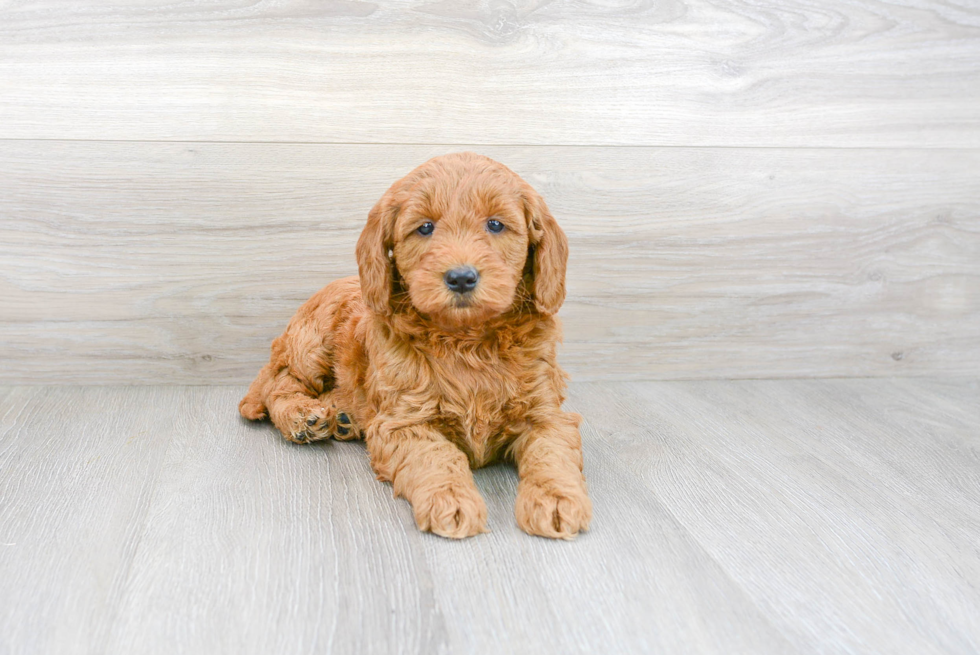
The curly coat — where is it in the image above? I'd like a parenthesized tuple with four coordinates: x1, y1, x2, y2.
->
(239, 152, 591, 539)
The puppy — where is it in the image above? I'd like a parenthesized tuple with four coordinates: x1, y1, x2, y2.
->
(239, 152, 591, 539)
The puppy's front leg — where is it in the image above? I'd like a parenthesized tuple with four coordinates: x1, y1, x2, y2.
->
(368, 424, 488, 539)
(512, 412, 592, 539)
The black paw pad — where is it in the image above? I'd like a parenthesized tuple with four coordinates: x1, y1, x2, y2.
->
(296, 431, 310, 443)
(306, 417, 318, 426)
(337, 413, 350, 425)
(336, 426, 350, 436)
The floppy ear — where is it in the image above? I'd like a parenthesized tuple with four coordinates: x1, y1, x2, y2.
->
(356, 188, 400, 315)
(523, 186, 568, 315)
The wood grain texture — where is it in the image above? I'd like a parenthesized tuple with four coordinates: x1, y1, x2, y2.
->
(568, 379, 980, 654)
(101, 388, 449, 655)
(0, 386, 178, 655)
(2, 142, 978, 383)
(1, 0, 979, 147)
(101, 387, 791, 655)
(1, 380, 978, 653)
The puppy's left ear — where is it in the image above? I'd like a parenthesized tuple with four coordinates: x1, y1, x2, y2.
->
(523, 185, 568, 315)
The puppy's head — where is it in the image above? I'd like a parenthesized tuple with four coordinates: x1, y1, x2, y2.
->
(356, 152, 567, 328)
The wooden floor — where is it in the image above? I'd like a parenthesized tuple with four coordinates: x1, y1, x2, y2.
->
(1, 379, 978, 654)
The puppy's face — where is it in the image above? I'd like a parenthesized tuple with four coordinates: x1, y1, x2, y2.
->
(391, 172, 529, 327)
(357, 153, 568, 329)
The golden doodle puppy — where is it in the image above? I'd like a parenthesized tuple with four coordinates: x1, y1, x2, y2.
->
(240, 152, 591, 539)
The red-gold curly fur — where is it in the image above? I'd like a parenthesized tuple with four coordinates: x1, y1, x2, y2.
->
(239, 152, 591, 539)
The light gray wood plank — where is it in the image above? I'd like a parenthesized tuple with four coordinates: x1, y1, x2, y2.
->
(102, 386, 790, 654)
(423, 453, 792, 653)
(566, 379, 980, 654)
(811, 378, 980, 526)
(0, 386, 178, 655)
(1, 1, 979, 147)
(2, 142, 979, 383)
(102, 387, 448, 655)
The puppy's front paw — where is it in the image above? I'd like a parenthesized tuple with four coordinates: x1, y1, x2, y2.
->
(412, 484, 488, 539)
(516, 479, 592, 540)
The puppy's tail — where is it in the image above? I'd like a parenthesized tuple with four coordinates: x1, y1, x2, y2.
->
(239, 363, 274, 421)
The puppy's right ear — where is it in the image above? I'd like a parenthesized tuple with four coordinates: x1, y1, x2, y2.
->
(356, 188, 400, 315)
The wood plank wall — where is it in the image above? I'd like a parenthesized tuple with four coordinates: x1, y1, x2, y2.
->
(1, 1, 978, 383)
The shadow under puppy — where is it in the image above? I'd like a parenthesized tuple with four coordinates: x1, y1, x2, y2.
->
(240, 152, 591, 539)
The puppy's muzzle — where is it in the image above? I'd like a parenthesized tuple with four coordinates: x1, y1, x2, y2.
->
(444, 265, 479, 294)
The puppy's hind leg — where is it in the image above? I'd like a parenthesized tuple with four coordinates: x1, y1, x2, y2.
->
(263, 371, 338, 445)
(239, 362, 274, 421)
(242, 283, 354, 444)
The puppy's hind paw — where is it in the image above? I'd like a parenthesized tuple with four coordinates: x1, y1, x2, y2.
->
(332, 411, 361, 441)
(238, 398, 267, 421)
(274, 400, 333, 445)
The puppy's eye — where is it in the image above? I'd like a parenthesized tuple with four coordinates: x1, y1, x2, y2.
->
(416, 221, 434, 236)
(486, 219, 504, 233)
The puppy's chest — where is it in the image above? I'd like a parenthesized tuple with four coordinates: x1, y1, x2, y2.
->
(429, 351, 530, 466)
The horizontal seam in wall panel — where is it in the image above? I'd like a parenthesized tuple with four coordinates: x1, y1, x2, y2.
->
(5, 376, 979, 387)
(2, 137, 980, 153)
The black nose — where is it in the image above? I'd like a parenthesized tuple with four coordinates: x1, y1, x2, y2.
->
(444, 266, 479, 293)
